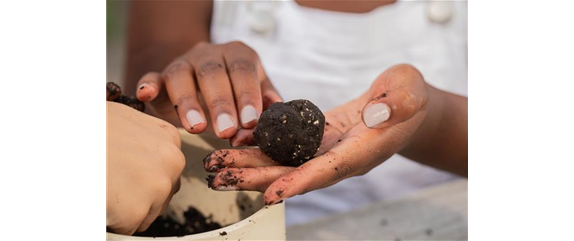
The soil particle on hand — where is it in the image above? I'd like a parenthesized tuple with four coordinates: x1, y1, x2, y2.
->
(106, 82, 122, 101)
(174, 105, 179, 117)
(222, 171, 240, 186)
(116, 94, 144, 112)
(205, 175, 215, 189)
(134, 206, 222, 237)
(253, 99, 325, 166)
(107, 81, 145, 112)
(275, 189, 284, 197)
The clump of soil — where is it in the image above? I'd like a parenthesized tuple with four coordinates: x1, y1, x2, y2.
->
(253, 99, 325, 166)
(134, 206, 222, 237)
(106, 81, 145, 112)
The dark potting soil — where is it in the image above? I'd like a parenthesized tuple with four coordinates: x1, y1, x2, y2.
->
(253, 99, 325, 166)
(133, 206, 222, 237)
(106, 81, 145, 112)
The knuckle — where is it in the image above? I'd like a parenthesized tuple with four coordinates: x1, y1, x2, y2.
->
(164, 61, 190, 79)
(197, 61, 224, 77)
(336, 162, 354, 180)
(172, 150, 186, 173)
(154, 177, 173, 197)
(158, 121, 180, 141)
(193, 41, 211, 49)
(394, 64, 423, 81)
(402, 90, 420, 114)
(237, 89, 258, 102)
(174, 94, 196, 107)
(228, 59, 256, 75)
(393, 63, 416, 73)
(208, 94, 233, 107)
(227, 40, 248, 49)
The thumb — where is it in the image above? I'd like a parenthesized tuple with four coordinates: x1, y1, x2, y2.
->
(361, 64, 428, 129)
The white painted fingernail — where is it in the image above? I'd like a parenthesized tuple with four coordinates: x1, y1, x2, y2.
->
(186, 110, 205, 127)
(217, 113, 235, 133)
(241, 105, 258, 124)
(138, 83, 149, 91)
(216, 185, 238, 191)
(364, 103, 391, 128)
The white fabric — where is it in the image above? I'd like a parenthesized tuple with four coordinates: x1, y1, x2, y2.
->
(211, 0, 467, 226)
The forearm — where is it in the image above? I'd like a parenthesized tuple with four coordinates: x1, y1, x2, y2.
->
(124, 0, 213, 95)
(399, 84, 468, 176)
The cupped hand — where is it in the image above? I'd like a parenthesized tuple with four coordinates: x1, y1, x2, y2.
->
(202, 64, 430, 205)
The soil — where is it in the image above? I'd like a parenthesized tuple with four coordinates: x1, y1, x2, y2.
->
(106, 81, 145, 112)
(133, 206, 222, 237)
(253, 99, 325, 166)
(106, 82, 122, 101)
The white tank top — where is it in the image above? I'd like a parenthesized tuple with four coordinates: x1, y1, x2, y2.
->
(211, 0, 467, 226)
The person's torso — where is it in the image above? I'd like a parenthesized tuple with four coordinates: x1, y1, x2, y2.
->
(211, 0, 467, 225)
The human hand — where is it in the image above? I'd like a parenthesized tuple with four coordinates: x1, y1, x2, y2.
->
(203, 64, 431, 204)
(106, 102, 186, 235)
(135, 41, 282, 140)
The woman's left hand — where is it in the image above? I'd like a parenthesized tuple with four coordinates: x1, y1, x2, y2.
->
(203, 64, 433, 205)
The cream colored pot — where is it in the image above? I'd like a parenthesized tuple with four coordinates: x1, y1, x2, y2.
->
(107, 129, 286, 240)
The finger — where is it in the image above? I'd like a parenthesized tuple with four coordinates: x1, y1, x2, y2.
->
(158, 178, 180, 216)
(207, 167, 294, 192)
(189, 43, 239, 138)
(229, 128, 256, 147)
(262, 128, 384, 205)
(203, 148, 278, 173)
(362, 64, 428, 129)
(222, 42, 262, 129)
(135, 202, 162, 233)
(136, 177, 174, 233)
(263, 104, 429, 205)
(162, 60, 208, 133)
(136, 72, 163, 102)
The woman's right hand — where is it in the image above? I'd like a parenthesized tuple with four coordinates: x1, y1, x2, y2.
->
(135, 41, 282, 140)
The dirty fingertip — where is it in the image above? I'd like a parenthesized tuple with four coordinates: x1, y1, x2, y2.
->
(136, 83, 157, 102)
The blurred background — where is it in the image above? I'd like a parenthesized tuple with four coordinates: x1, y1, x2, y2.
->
(107, 1, 127, 87)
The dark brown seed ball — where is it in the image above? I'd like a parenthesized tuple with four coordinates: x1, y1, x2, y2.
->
(253, 99, 325, 166)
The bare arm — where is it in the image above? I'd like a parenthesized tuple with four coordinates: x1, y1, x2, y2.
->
(124, 0, 213, 95)
(400, 85, 468, 177)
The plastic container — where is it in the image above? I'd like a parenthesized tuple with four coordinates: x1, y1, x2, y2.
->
(107, 129, 286, 240)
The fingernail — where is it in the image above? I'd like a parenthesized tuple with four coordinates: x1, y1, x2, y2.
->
(265, 199, 285, 206)
(138, 83, 149, 90)
(217, 113, 235, 133)
(186, 110, 205, 127)
(364, 103, 391, 128)
(208, 164, 225, 173)
(215, 185, 239, 191)
(241, 105, 258, 124)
